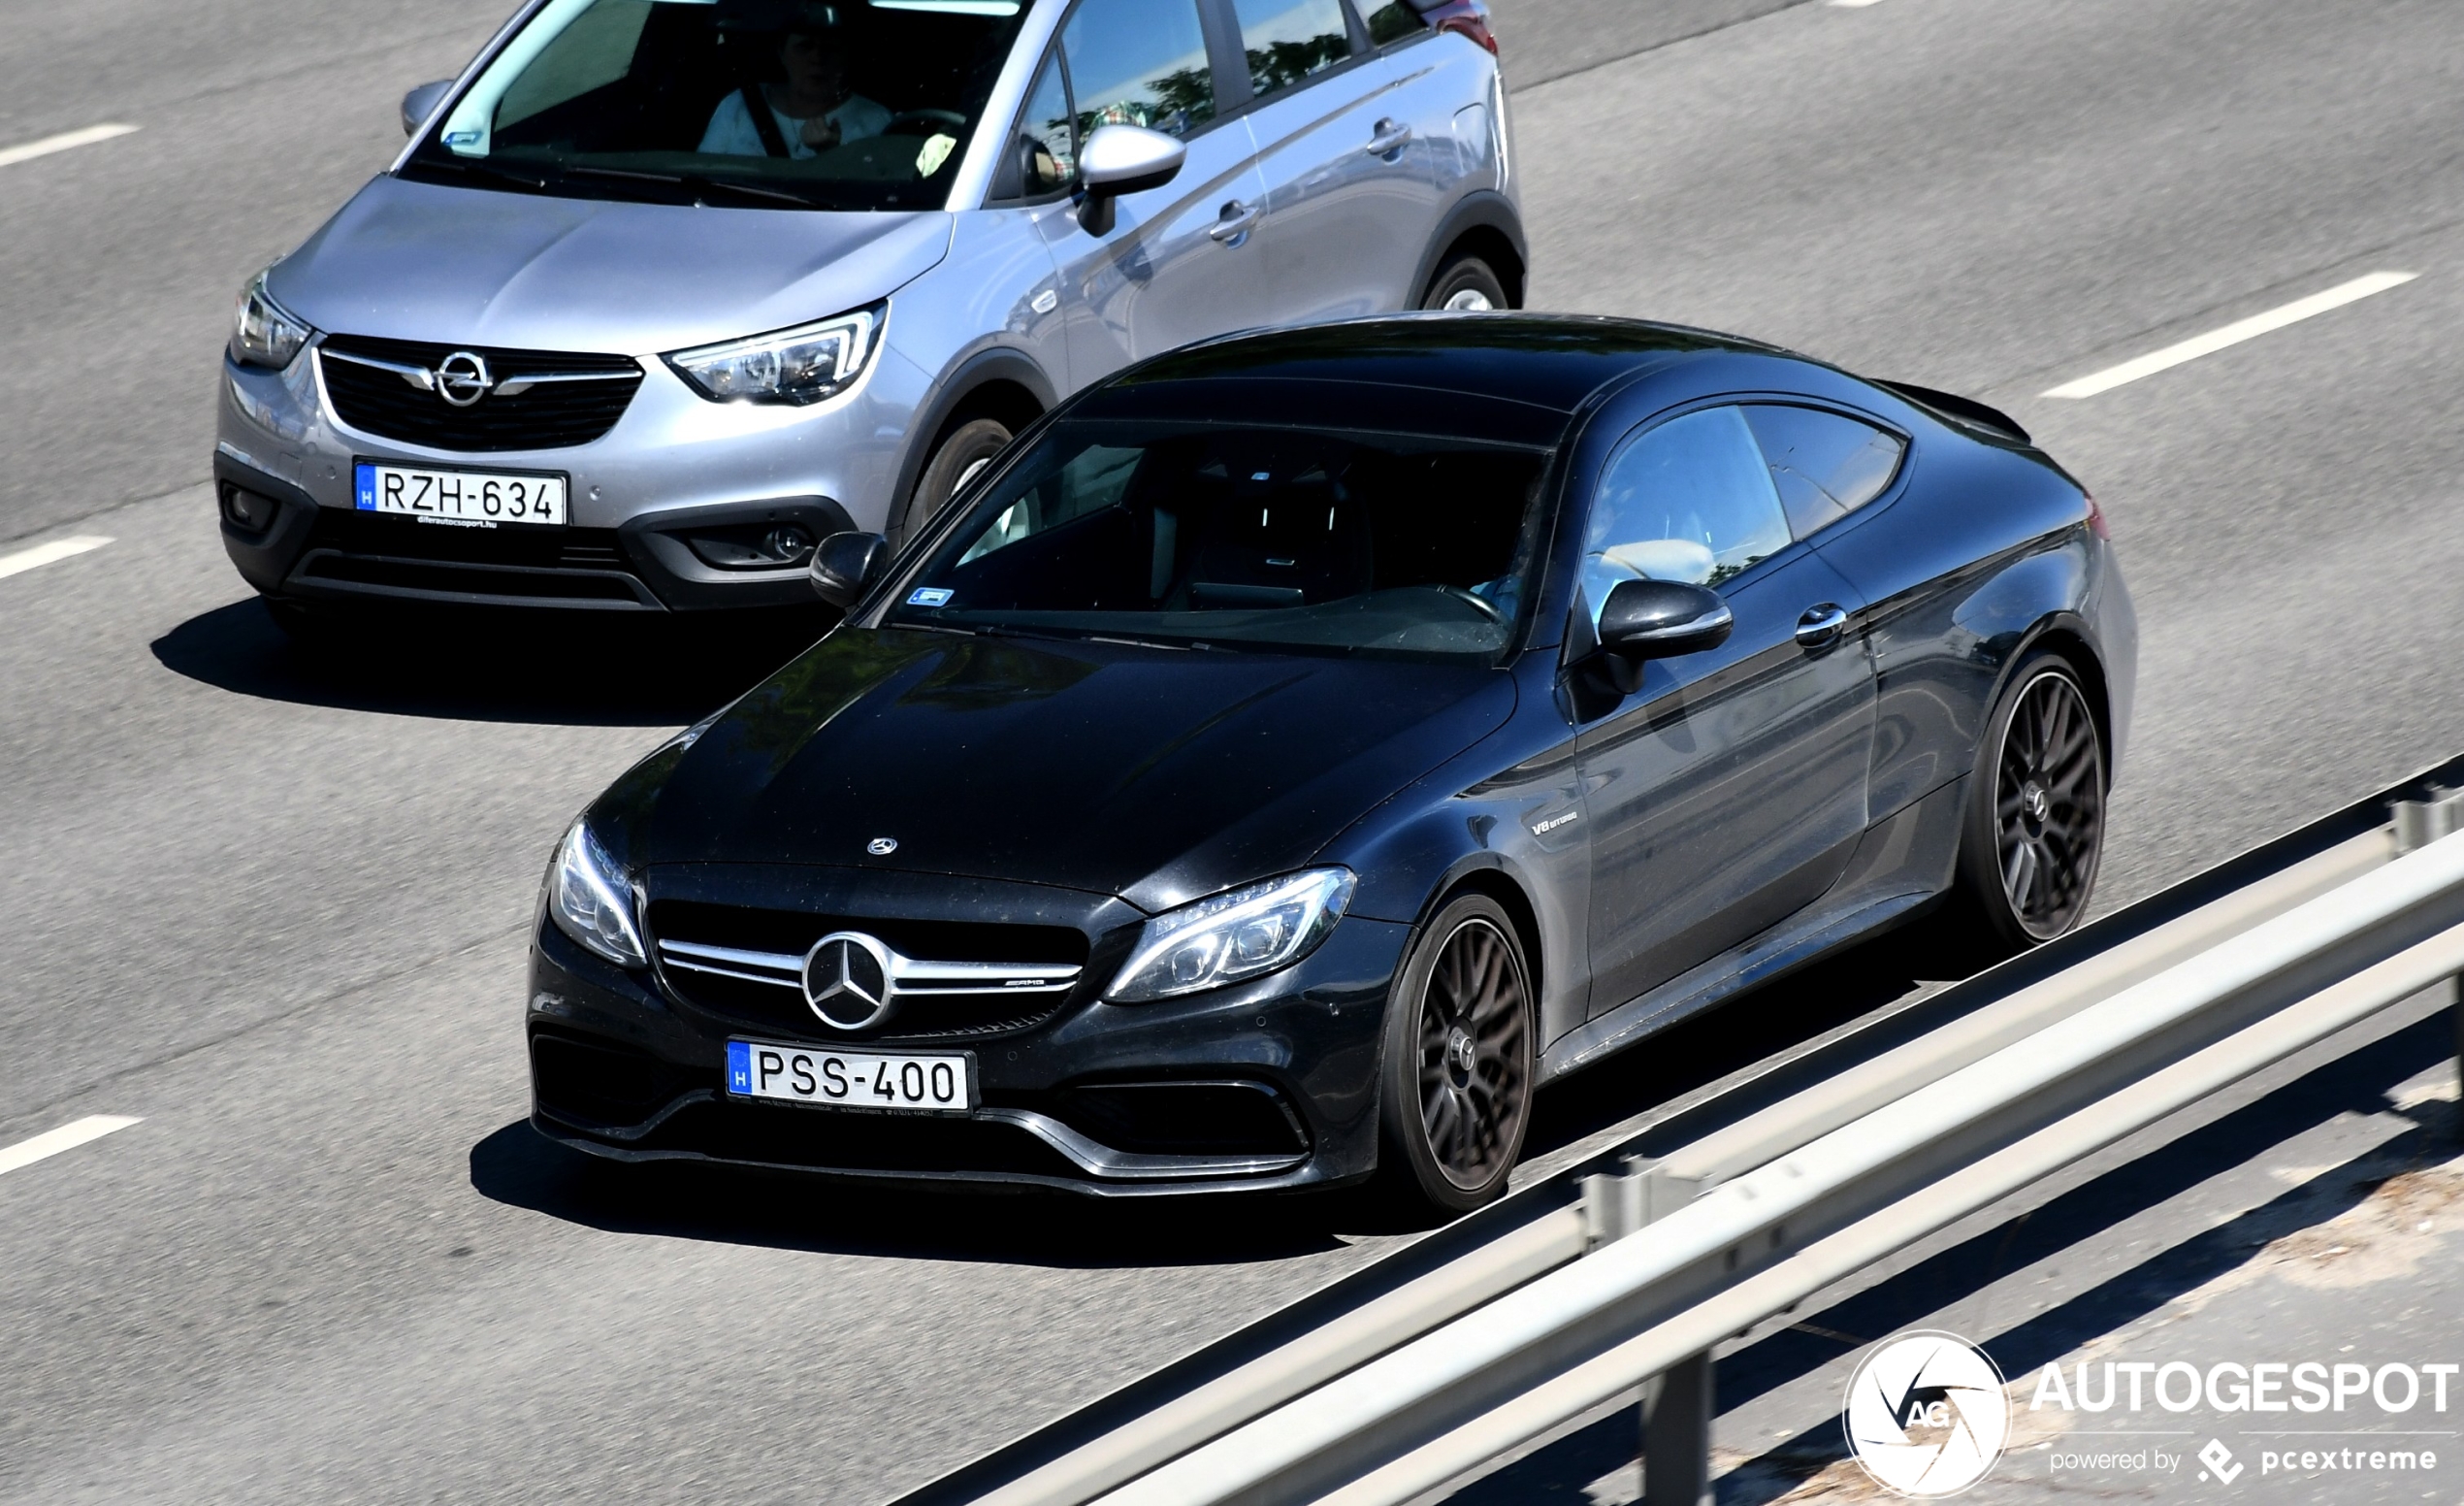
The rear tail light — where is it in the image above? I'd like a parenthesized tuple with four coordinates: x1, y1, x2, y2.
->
(1416, 0, 1498, 53)
(2084, 492, 2111, 540)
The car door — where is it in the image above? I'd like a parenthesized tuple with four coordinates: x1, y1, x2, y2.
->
(1572, 404, 1877, 1018)
(1042, 0, 1272, 381)
(1226, 0, 1436, 320)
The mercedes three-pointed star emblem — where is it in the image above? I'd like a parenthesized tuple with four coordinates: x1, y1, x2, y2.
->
(801, 931, 896, 1031)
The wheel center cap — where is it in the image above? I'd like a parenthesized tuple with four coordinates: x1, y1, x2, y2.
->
(2023, 783, 2050, 822)
(1445, 1028, 1477, 1075)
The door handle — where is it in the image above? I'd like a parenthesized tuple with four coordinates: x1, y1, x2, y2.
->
(1364, 118, 1413, 156)
(1208, 200, 1259, 243)
(1795, 603, 1848, 648)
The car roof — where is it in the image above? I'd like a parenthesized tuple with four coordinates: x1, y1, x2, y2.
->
(1102, 313, 1788, 415)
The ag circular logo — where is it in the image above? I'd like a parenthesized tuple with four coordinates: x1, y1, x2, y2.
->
(1844, 1330, 2010, 1497)
(801, 931, 895, 1031)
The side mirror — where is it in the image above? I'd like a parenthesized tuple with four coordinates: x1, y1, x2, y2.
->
(1600, 577, 1733, 659)
(1076, 124, 1185, 236)
(809, 530, 889, 610)
(402, 80, 454, 137)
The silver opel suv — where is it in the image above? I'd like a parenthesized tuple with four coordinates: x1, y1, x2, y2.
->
(214, 0, 1521, 623)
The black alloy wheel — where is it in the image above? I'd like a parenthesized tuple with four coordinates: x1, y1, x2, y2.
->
(1378, 893, 1535, 1211)
(1420, 254, 1508, 312)
(897, 416, 1013, 547)
(1955, 655, 2107, 949)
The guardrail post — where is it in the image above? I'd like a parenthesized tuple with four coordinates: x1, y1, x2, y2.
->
(1582, 1158, 1717, 1504)
(1642, 1352, 1714, 1506)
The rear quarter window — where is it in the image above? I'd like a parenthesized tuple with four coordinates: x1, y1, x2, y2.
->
(1741, 405, 1905, 539)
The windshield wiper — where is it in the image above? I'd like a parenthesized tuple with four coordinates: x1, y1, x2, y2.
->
(400, 155, 558, 193)
(562, 165, 832, 210)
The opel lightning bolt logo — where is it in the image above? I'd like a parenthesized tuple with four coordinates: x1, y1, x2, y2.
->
(1843, 1330, 2010, 1496)
(434, 350, 494, 408)
(801, 931, 896, 1031)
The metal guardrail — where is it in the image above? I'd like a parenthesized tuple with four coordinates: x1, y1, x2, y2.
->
(900, 765, 2464, 1506)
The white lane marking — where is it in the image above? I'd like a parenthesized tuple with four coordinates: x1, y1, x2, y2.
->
(0, 123, 141, 171)
(0, 535, 113, 580)
(1829, 0, 1886, 8)
(2044, 271, 2418, 399)
(0, 1116, 142, 1178)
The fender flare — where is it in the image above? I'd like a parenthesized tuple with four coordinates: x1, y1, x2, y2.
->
(889, 344, 1061, 519)
(1409, 190, 1531, 309)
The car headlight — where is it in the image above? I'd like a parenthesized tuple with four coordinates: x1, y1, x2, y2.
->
(230, 269, 314, 370)
(545, 818, 647, 968)
(664, 305, 883, 406)
(1107, 868, 1356, 1002)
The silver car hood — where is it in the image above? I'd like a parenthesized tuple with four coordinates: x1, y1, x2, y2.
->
(266, 174, 954, 355)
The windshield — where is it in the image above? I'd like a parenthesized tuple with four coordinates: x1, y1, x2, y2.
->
(402, 0, 1032, 211)
(886, 421, 1554, 663)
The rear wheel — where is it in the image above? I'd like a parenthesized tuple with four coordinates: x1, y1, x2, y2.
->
(1949, 654, 2108, 953)
(1420, 254, 1508, 312)
(896, 416, 1013, 547)
(1378, 893, 1536, 1212)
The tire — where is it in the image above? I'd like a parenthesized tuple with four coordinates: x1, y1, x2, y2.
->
(1377, 893, 1537, 1212)
(895, 416, 1013, 547)
(1946, 653, 2108, 955)
(1420, 255, 1508, 312)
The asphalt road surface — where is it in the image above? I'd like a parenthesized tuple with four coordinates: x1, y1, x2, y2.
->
(6, 0, 2464, 1501)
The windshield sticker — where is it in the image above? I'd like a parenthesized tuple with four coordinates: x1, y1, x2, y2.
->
(907, 587, 954, 607)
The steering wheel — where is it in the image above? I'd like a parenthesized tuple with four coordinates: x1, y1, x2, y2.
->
(886, 109, 968, 136)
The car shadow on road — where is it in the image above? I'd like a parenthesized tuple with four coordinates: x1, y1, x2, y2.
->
(150, 596, 827, 727)
(468, 1119, 1438, 1268)
(1436, 1010, 2461, 1504)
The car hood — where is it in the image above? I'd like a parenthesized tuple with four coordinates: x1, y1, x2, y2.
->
(622, 629, 1517, 912)
(266, 174, 952, 354)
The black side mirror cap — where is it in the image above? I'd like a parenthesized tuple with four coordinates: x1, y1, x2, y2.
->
(1599, 577, 1734, 660)
(809, 530, 889, 610)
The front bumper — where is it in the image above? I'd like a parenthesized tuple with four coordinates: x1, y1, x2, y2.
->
(524, 910, 1407, 1197)
(215, 340, 926, 612)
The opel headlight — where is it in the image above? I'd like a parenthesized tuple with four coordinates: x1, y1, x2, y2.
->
(230, 269, 314, 370)
(546, 818, 647, 968)
(665, 305, 883, 406)
(1107, 868, 1356, 1002)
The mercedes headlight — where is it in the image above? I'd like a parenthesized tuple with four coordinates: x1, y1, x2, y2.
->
(1107, 868, 1356, 1002)
(546, 818, 647, 968)
(230, 269, 314, 370)
(664, 305, 883, 406)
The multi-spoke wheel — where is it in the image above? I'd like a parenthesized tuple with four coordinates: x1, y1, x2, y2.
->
(1950, 654, 2108, 953)
(1379, 893, 1535, 1211)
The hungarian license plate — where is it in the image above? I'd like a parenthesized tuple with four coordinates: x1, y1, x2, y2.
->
(354, 461, 567, 526)
(726, 1038, 976, 1115)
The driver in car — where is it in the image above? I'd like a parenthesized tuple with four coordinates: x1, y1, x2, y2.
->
(700, 4, 892, 158)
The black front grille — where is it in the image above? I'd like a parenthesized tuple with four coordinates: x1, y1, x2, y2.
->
(647, 900, 1089, 1044)
(291, 507, 653, 606)
(319, 335, 642, 451)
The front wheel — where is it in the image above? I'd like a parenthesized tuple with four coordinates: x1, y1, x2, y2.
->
(1420, 255, 1508, 312)
(897, 416, 1013, 547)
(1949, 654, 2108, 952)
(1378, 893, 1536, 1212)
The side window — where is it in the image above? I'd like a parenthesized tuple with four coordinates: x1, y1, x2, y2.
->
(1010, 49, 1077, 196)
(1061, 0, 1216, 139)
(1231, 0, 1355, 98)
(1582, 406, 1790, 622)
(1362, 2, 1428, 45)
(1741, 405, 1905, 539)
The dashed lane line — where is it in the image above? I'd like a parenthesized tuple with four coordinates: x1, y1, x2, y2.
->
(0, 535, 113, 580)
(0, 123, 141, 171)
(0, 1116, 142, 1179)
(2044, 271, 2418, 399)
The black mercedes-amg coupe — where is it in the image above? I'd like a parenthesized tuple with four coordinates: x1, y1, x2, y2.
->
(527, 315, 2136, 1208)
